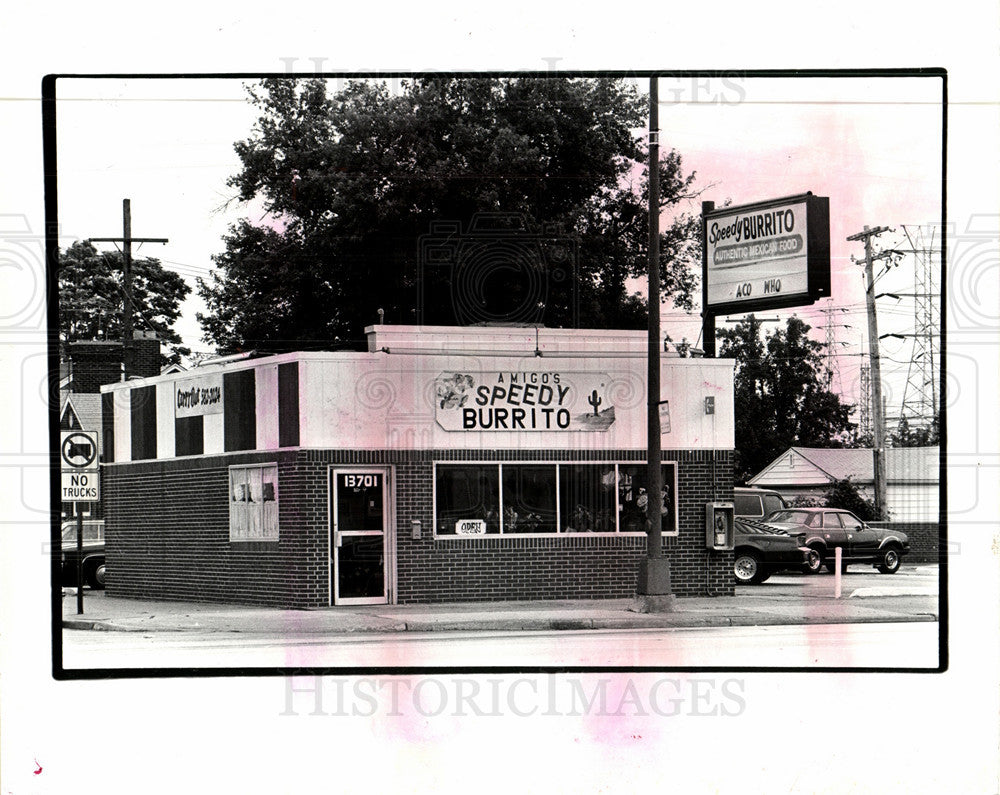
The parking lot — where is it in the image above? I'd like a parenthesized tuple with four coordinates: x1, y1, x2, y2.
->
(736, 562, 939, 599)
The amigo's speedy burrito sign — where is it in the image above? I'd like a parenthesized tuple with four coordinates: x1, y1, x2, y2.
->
(434, 371, 615, 431)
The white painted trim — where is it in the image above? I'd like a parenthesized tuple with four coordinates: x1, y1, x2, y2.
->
(156, 382, 175, 459)
(112, 389, 131, 463)
(255, 362, 280, 450)
(329, 466, 394, 606)
(203, 412, 224, 456)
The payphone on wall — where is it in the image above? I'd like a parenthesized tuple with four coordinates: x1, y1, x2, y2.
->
(705, 502, 735, 551)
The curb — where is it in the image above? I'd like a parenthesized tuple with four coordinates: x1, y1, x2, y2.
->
(63, 612, 937, 635)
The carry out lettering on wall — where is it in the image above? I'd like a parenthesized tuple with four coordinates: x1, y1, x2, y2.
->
(174, 373, 224, 418)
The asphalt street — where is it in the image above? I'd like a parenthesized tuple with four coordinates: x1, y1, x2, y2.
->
(61, 621, 939, 669)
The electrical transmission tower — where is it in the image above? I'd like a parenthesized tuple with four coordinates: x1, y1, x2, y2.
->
(895, 225, 941, 434)
(818, 299, 851, 394)
(859, 362, 872, 442)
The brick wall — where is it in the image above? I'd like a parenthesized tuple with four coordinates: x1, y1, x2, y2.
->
(131, 337, 162, 380)
(104, 450, 328, 609)
(104, 447, 735, 608)
(869, 521, 940, 564)
(68, 336, 161, 393)
(68, 342, 123, 393)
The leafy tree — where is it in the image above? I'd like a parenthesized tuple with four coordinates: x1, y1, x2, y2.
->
(889, 415, 940, 447)
(823, 477, 879, 521)
(717, 315, 856, 482)
(59, 240, 191, 365)
(199, 77, 703, 353)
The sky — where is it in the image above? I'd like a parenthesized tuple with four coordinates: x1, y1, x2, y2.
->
(53, 73, 944, 425)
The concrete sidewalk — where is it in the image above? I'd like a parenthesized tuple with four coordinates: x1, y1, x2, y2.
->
(62, 587, 939, 635)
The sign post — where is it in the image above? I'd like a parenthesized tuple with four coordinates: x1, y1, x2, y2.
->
(75, 507, 83, 614)
(702, 200, 716, 356)
(61, 431, 100, 614)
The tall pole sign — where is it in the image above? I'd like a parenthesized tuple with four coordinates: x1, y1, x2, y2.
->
(701, 193, 831, 354)
(701, 200, 716, 356)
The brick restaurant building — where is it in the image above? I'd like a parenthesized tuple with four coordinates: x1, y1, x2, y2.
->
(100, 325, 736, 608)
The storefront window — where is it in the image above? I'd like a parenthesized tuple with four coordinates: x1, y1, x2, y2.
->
(617, 464, 676, 535)
(435, 462, 677, 536)
(559, 464, 616, 533)
(229, 464, 279, 541)
(502, 465, 557, 533)
(435, 465, 500, 535)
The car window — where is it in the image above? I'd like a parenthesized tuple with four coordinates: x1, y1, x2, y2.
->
(61, 523, 103, 542)
(762, 494, 785, 515)
(838, 512, 862, 529)
(804, 512, 822, 527)
(769, 510, 819, 526)
(824, 512, 843, 528)
(734, 494, 763, 517)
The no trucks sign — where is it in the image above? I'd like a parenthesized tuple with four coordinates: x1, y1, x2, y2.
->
(61, 430, 100, 501)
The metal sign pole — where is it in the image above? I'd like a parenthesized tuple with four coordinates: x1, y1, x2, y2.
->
(76, 504, 84, 614)
(701, 200, 716, 357)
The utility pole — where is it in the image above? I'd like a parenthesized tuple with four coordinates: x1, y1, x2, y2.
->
(847, 224, 890, 519)
(89, 199, 168, 378)
(636, 77, 673, 612)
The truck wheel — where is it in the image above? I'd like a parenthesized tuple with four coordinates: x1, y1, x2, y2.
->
(877, 547, 902, 574)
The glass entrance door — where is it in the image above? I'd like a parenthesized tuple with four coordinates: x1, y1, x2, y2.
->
(331, 469, 389, 605)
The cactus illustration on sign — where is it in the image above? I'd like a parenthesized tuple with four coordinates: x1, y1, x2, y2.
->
(587, 389, 602, 416)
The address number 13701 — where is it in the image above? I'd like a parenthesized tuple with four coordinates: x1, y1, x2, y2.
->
(342, 473, 380, 489)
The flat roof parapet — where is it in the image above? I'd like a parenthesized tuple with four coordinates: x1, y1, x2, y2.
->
(365, 324, 652, 355)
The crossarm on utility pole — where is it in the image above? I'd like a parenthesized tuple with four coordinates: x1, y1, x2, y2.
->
(87, 199, 169, 379)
